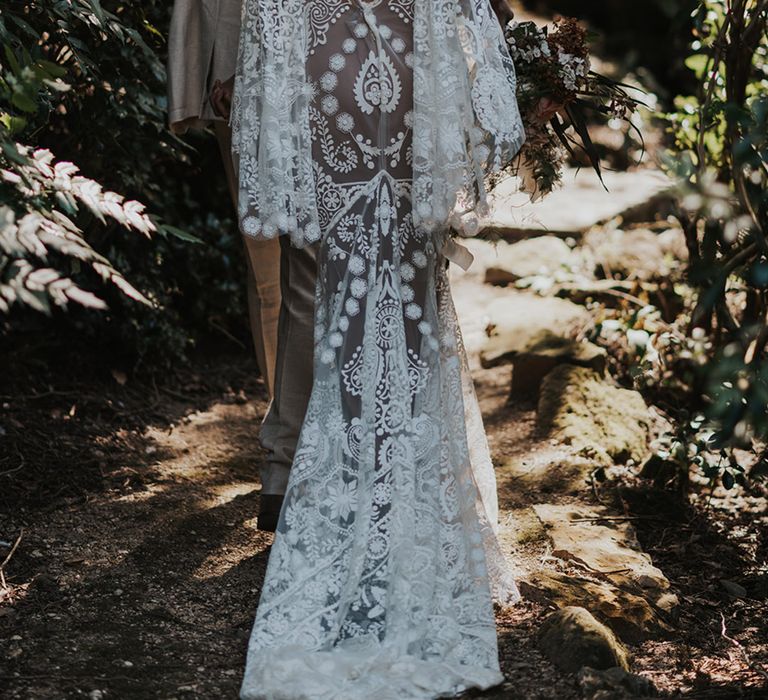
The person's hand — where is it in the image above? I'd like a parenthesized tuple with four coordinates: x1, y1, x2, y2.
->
(210, 75, 235, 120)
(535, 96, 566, 123)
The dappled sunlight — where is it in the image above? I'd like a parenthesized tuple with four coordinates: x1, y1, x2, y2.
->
(191, 522, 271, 582)
(112, 480, 173, 503)
(2, 0, 766, 696)
(207, 482, 262, 506)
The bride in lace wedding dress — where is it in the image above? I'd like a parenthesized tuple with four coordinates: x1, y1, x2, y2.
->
(231, 0, 525, 695)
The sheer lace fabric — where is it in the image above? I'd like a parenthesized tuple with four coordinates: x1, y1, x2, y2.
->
(231, 0, 525, 246)
(238, 1, 522, 698)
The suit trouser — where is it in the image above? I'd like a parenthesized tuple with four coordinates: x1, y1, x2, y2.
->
(258, 237, 318, 495)
(214, 121, 317, 495)
(215, 121, 281, 397)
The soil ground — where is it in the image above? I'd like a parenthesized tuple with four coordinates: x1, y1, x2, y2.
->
(1, 340, 766, 699)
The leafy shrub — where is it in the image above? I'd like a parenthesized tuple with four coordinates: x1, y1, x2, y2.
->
(0, 142, 154, 313)
(647, 0, 768, 488)
(1, 1, 247, 371)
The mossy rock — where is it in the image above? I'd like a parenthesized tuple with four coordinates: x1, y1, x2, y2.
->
(536, 365, 651, 466)
(480, 296, 592, 369)
(484, 236, 578, 286)
(537, 606, 630, 674)
(511, 334, 607, 398)
(503, 507, 550, 547)
(583, 227, 687, 282)
(521, 571, 673, 643)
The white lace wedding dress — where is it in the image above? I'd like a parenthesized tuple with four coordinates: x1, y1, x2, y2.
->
(237, 0, 523, 697)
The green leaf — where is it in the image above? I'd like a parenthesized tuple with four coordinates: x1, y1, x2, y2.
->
(85, 0, 107, 27)
(685, 54, 710, 78)
(33, 59, 68, 80)
(0, 113, 26, 134)
(157, 224, 204, 244)
(10, 90, 38, 114)
(3, 45, 22, 77)
(5, 14, 37, 41)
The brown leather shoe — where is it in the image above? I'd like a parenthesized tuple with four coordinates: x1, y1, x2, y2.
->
(258, 494, 285, 533)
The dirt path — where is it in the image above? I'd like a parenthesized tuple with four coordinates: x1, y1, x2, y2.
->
(2, 334, 765, 699)
(0, 347, 569, 699)
(2, 223, 766, 700)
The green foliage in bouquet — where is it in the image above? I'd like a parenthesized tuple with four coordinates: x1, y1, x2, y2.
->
(656, 0, 768, 487)
(504, 16, 644, 198)
(520, 0, 701, 97)
(1, 2, 246, 370)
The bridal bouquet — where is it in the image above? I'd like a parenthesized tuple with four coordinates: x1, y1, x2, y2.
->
(504, 16, 642, 200)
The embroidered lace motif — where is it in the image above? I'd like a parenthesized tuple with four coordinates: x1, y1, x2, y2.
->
(231, 0, 525, 246)
(236, 1, 524, 697)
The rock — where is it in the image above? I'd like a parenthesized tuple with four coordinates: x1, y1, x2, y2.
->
(532, 504, 670, 589)
(537, 606, 630, 674)
(510, 334, 607, 397)
(583, 227, 685, 282)
(616, 194, 677, 229)
(719, 579, 747, 599)
(482, 168, 672, 239)
(484, 236, 579, 286)
(446, 238, 525, 359)
(553, 278, 651, 306)
(520, 571, 673, 643)
(502, 507, 550, 546)
(638, 453, 679, 487)
(531, 504, 678, 612)
(578, 666, 659, 699)
(34, 573, 59, 594)
(536, 365, 651, 466)
(480, 296, 592, 369)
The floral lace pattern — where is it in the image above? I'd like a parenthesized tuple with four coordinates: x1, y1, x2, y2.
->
(231, 0, 525, 246)
(236, 0, 523, 698)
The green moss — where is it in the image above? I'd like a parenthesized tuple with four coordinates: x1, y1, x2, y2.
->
(537, 365, 651, 465)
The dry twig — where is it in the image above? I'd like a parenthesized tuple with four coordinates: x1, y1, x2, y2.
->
(569, 515, 665, 523)
(719, 611, 768, 683)
(0, 528, 24, 590)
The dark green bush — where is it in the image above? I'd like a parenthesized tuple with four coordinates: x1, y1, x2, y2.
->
(1, 1, 247, 371)
(646, 0, 768, 488)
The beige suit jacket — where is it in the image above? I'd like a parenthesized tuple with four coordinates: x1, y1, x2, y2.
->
(167, 0, 241, 133)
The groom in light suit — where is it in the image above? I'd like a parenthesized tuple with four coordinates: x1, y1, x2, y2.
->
(167, 0, 317, 531)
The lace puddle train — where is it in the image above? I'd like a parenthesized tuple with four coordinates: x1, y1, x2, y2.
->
(237, 0, 522, 697)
